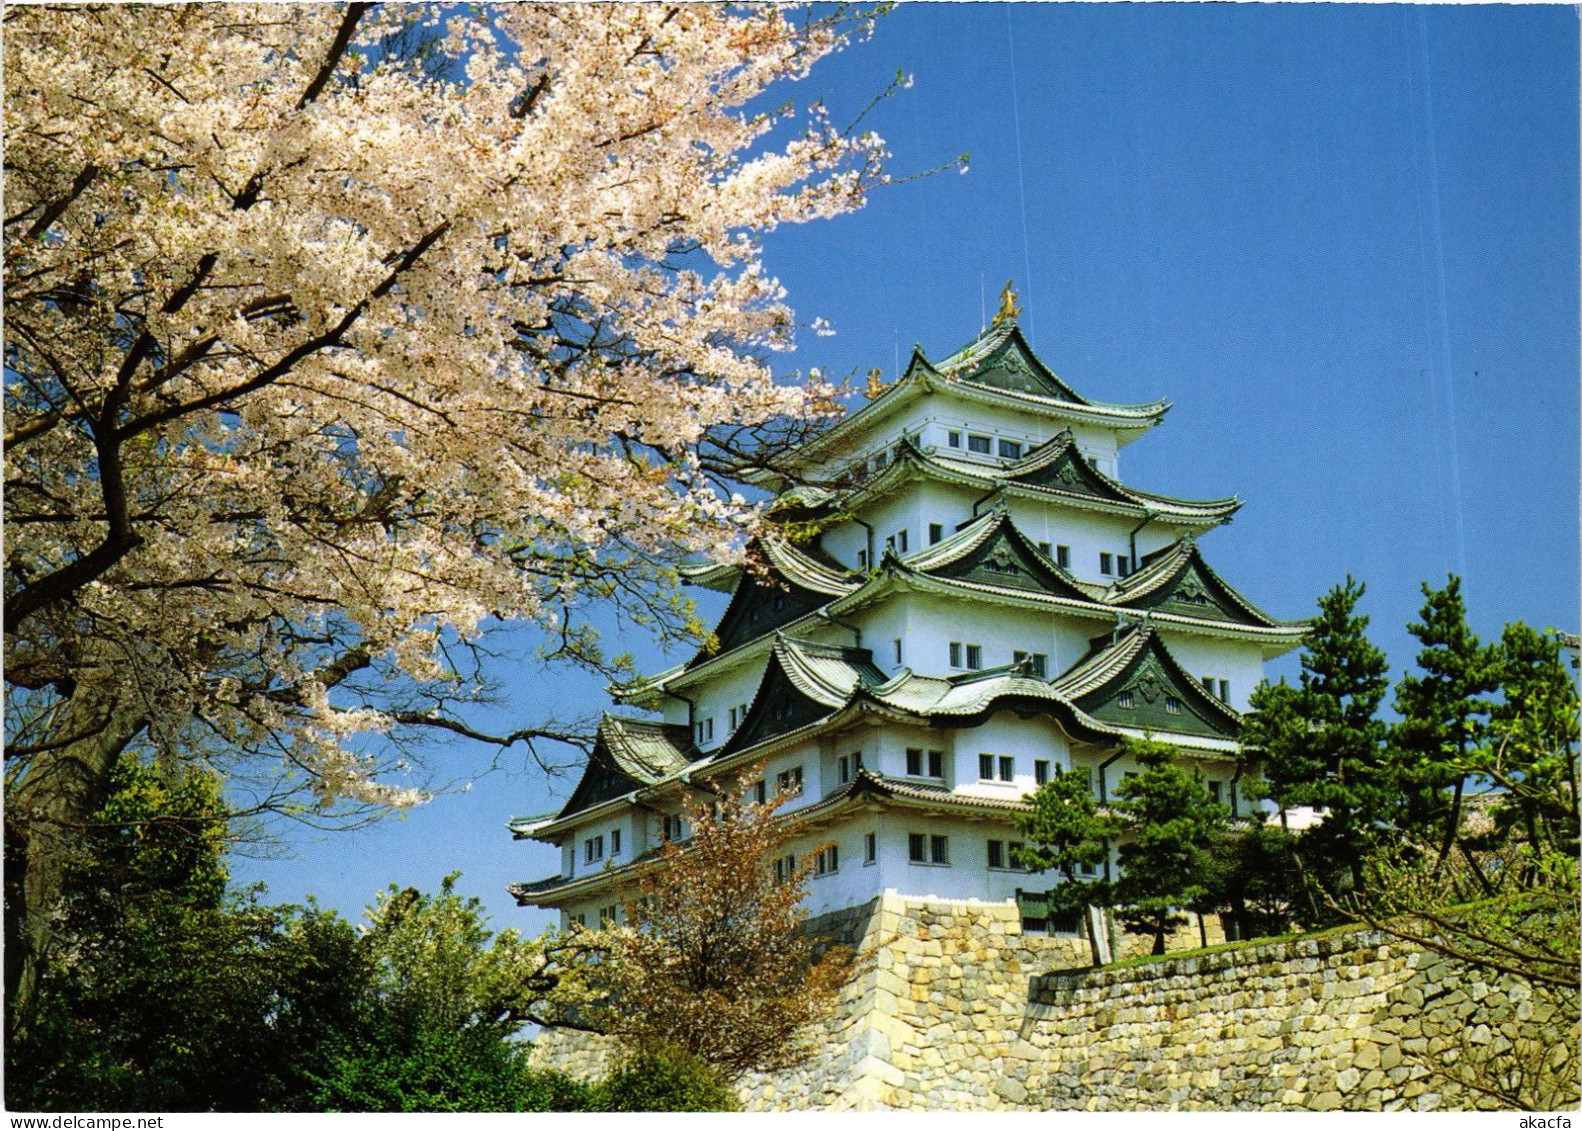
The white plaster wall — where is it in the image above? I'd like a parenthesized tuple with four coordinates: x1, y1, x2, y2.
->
(851, 590, 1103, 680)
(691, 663, 766, 751)
(952, 711, 1072, 801)
(1153, 632, 1268, 712)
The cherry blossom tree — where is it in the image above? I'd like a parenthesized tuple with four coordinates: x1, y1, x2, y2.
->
(3, 3, 900, 1017)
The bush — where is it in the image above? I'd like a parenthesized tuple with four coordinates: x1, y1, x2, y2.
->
(593, 1047, 740, 1112)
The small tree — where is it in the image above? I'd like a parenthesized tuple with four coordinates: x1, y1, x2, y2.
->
(1202, 824, 1306, 941)
(1014, 767, 1118, 963)
(1392, 575, 1502, 866)
(587, 777, 854, 1080)
(1241, 576, 1393, 911)
(1111, 739, 1228, 955)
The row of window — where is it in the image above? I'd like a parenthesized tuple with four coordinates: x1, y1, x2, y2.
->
(947, 430, 1024, 460)
(694, 701, 753, 746)
(950, 643, 1048, 676)
(1098, 551, 1134, 578)
(583, 828, 623, 863)
(1200, 676, 1231, 702)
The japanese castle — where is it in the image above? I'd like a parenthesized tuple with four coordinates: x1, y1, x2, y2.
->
(510, 293, 1306, 930)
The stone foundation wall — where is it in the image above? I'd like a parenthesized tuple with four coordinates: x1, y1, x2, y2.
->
(529, 894, 1576, 1111)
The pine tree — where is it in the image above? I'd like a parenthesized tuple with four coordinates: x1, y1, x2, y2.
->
(1014, 767, 1119, 962)
(1240, 576, 1393, 909)
(1484, 623, 1580, 859)
(1111, 739, 1228, 956)
(1392, 575, 1502, 867)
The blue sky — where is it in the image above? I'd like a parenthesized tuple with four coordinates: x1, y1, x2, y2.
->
(234, 3, 1579, 933)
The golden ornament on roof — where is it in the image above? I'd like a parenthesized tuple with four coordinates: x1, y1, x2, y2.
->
(991, 280, 1021, 327)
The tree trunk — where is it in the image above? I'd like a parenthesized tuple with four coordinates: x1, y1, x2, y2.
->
(6, 678, 145, 1037)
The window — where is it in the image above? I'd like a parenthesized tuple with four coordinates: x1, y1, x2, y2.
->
(610, 829, 621, 855)
(864, 832, 877, 864)
(754, 779, 767, 806)
(1117, 555, 1132, 578)
(1118, 690, 1135, 709)
(1219, 679, 1231, 703)
(584, 835, 604, 863)
(661, 815, 687, 842)
(1077, 860, 1097, 878)
(1208, 781, 1223, 804)
(857, 549, 869, 570)
(968, 433, 992, 454)
(838, 754, 851, 784)
(898, 529, 909, 553)
(949, 641, 962, 668)
(695, 717, 713, 744)
(776, 766, 804, 795)
(979, 753, 994, 780)
(815, 844, 840, 876)
(907, 747, 924, 776)
(1049, 908, 1083, 935)
(998, 438, 1022, 459)
(1165, 696, 1182, 714)
(948, 430, 962, 448)
(908, 832, 948, 863)
(599, 904, 618, 926)
(1034, 759, 1050, 786)
(965, 644, 983, 670)
(927, 749, 943, 778)
(884, 533, 895, 554)
(999, 755, 1015, 782)
(1010, 841, 1026, 871)
(728, 706, 738, 729)
(1099, 552, 1113, 576)
(773, 853, 797, 884)
(987, 840, 1006, 869)
(929, 523, 944, 545)
(1013, 651, 1048, 677)
(908, 748, 942, 778)
(894, 638, 903, 665)
(570, 912, 586, 928)
(1056, 544, 1071, 570)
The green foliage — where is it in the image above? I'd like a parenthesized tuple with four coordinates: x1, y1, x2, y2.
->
(1202, 824, 1306, 941)
(1242, 576, 1393, 907)
(591, 1047, 740, 1112)
(1482, 622, 1580, 857)
(1014, 767, 1118, 913)
(312, 1030, 591, 1113)
(6, 755, 591, 1113)
(5, 755, 314, 1111)
(1111, 739, 1228, 955)
(1392, 574, 1502, 853)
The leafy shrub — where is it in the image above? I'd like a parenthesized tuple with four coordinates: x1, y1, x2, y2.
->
(592, 1047, 740, 1112)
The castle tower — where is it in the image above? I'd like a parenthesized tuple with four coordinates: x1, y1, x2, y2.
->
(510, 305, 1306, 930)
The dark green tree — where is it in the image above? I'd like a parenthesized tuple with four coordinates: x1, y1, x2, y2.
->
(306, 874, 584, 1113)
(1111, 739, 1228, 955)
(1392, 574, 1502, 865)
(1241, 576, 1392, 909)
(1482, 622, 1580, 860)
(1013, 767, 1118, 963)
(4, 754, 350, 1112)
(1201, 824, 1306, 941)
(592, 1047, 740, 1112)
